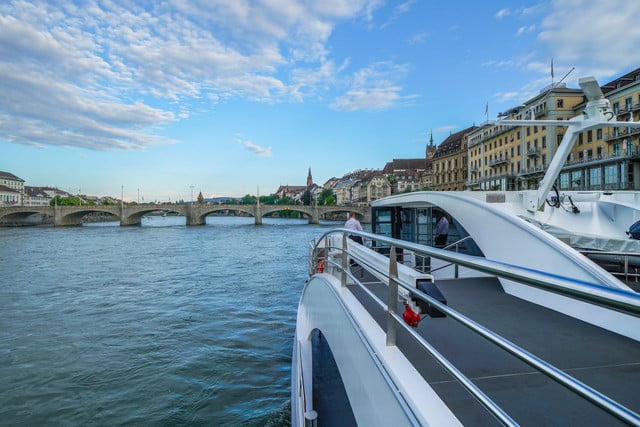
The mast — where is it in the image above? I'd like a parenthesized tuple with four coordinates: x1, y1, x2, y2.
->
(498, 76, 640, 212)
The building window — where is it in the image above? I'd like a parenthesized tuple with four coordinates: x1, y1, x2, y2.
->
(589, 167, 601, 187)
(597, 129, 603, 140)
(542, 136, 546, 148)
(557, 99, 564, 108)
(604, 165, 618, 185)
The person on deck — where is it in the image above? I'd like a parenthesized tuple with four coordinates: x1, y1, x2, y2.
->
(345, 212, 363, 244)
(435, 212, 449, 248)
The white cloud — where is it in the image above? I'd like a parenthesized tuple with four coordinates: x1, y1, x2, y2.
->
(0, 0, 386, 150)
(241, 140, 273, 157)
(495, 8, 511, 19)
(516, 25, 536, 37)
(538, 0, 640, 76)
(331, 61, 418, 111)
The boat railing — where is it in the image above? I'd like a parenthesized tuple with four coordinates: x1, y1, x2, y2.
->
(427, 236, 475, 277)
(580, 249, 640, 287)
(310, 228, 640, 426)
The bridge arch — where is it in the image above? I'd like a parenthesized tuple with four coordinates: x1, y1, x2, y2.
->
(54, 207, 120, 226)
(123, 206, 186, 226)
(0, 207, 53, 226)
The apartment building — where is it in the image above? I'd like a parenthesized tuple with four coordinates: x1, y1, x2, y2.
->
(558, 68, 640, 191)
(467, 84, 584, 191)
(465, 67, 640, 192)
(432, 126, 477, 191)
(0, 171, 25, 205)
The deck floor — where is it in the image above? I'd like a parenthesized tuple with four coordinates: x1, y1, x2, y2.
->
(347, 268, 640, 426)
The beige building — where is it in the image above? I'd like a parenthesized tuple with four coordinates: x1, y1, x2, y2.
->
(366, 175, 392, 202)
(432, 126, 477, 191)
(467, 84, 584, 191)
(558, 68, 640, 191)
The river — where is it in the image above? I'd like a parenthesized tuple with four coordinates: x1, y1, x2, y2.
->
(0, 216, 343, 426)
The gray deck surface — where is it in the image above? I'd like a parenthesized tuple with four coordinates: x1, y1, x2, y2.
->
(347, 269, 640, 426)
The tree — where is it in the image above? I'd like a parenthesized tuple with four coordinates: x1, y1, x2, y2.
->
(317, 188, 336, 205)
(241, 194, 257, 204)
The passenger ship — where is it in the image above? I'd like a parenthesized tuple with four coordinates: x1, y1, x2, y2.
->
(291, 76, 640, 426)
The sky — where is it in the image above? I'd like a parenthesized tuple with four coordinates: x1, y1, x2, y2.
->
(2, 1, 640, 202)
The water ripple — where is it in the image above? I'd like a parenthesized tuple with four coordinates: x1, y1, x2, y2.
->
(0, 217, 341, 426)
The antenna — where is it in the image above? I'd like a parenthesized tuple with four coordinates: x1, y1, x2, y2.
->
(552, 66, 575, 89)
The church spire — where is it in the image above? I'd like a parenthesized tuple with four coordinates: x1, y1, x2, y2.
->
(307, 168, 313, 186)
(426, 129, 436, 160)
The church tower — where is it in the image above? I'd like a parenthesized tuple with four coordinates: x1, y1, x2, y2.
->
(426, 129, 437, 160)
(307, 168, 313, 186)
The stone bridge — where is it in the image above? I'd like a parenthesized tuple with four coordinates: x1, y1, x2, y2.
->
(0, 204, 371, 227)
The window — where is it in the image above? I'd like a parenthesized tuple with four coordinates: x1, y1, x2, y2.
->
(542, 136, 546, 148)
(589, 167, 601, 187)
(604, 165, 618, 185)
(557, 99, 564, 108)
(597, 129, 603, 140)
(587, 130, 592, 143)
(578, 133, 583, 145)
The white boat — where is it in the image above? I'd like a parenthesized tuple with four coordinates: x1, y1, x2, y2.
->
(292, 75, 640, 426)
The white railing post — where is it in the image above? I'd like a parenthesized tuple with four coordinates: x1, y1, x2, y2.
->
(341, 233, 348, 287)
(386, 246, 398, 346)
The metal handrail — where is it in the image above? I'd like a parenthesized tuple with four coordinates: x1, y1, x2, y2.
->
(317, 242, 518, 426)
(310, 228, 640, 426)
(580, 249, 640, 284)
(328, 228, 640, 315)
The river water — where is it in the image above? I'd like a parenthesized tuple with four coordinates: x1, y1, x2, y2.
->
(0, 216, 341, 426)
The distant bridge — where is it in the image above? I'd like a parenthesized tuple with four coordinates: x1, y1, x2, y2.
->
(0, 204, 371, 227)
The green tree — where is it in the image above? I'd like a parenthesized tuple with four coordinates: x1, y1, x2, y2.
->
(241, 194, 257, 204)
(317, 188, 336, 205)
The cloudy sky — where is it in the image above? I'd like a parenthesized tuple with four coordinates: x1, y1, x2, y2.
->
(2, 0, 640, 201)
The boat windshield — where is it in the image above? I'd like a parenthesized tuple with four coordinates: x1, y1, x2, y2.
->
(372, 205, 484, 257)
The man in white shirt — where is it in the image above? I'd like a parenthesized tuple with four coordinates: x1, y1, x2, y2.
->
(345, 212, 363, 244)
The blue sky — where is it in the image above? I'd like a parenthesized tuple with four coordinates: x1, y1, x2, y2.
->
(2, 1, 640, 202)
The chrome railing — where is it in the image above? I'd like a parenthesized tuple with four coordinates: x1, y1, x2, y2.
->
(310, 228, 640, 426)
(580, 250, 640, 285)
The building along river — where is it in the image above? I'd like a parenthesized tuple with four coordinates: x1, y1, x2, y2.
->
(0, 216, 348, 426)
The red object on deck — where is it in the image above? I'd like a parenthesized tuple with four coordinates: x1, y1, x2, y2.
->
(402, 301, 421, 328)
(317, 260, 325, 273)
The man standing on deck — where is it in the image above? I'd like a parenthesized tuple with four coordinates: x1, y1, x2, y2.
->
(345, 212, 363, 244)
(435, 211, 449, 248)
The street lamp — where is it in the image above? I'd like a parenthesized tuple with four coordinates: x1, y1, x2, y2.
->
(190, 185, 194, 204)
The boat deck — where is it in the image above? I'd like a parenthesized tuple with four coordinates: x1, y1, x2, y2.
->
(348, 268, 640, 426)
